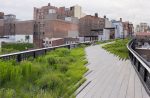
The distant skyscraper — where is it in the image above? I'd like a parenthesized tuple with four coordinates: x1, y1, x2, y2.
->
(140, 23, 148, 32)
(135, 23, 149, 33)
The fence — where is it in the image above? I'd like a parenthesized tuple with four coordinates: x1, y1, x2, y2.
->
(0, 42, 91, 62)
(127, 39, 150, 95)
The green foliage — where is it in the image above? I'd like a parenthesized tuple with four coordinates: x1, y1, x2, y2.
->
(2, 43, 34, 51)
(102, 38, 130, 59)
(96, 39, 116, 44)
(0, 47, 88, 98)
(0, 88, 16, 98)
(0, 48, 18, 55)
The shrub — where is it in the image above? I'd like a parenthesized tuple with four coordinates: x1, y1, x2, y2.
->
(2, 43, 34, 51)
(55, 48, 70, 56)
(59, 64, 68, 73)
(0, 88, 16, 98)
(102, 38, 130, 59)
(36, 73, 63, 91)
(0, 47, 88, 98)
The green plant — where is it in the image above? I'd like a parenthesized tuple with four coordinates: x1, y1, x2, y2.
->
(0, 46, 88, 98)
(102, 38, 130, 59)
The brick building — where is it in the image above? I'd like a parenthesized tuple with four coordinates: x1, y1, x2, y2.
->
(0, 12, 4, 19)
(123, 22, 134, 37)
(0, 12, 4, 36)
(34, 3, 85, 21)
(79, 14, 106, 41)
(33, 3, 80, 47)
(34, 19, 79, 47)
(0, 20, 4, 36)
(34, 3, 70, 20)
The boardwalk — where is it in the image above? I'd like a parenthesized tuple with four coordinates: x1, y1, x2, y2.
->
(76, 44, 149, 98)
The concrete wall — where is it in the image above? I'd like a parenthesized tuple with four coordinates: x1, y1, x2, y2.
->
(105, 19, 112, 28)
(98, 29, 110, 41)
(68, 31, 78, 38)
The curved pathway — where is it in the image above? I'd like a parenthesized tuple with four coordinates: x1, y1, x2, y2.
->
(76, 44, 149, 98)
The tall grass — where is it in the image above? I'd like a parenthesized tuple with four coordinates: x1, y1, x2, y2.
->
(102, 38, 130, 59)
(0, 43, 34, 54)
(0, 46, 88, 98)
(2, 43, 34, 51)
(96, 39, 117, 44)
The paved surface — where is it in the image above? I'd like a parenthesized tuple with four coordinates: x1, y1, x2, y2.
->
(76, 44, 149, 98)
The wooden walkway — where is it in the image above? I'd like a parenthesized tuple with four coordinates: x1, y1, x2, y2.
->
(76, 45, 150, 98)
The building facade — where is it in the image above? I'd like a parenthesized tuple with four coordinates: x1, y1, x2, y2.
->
(34, 3, 85, 21)
(112, 20, 124, 38)
(112, 18, 134, 38)
(0, 12, 4, 19)
(135, 23, 150, 33)
(70, 5, 82, 19)
(34, 3, 67, 20)
(123, 21, 134, 37)
(79, 14, 115, 41)
(79, 14, 116, 41)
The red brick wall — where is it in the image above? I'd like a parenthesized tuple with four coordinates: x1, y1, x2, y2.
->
(43, 19, 78, 38)
(0, 12, 4, 19)
(33, 19, 78, 48)
(15, 20, 34, 35)
(52, 38, 65, 46)
(79, 15, 105, 37)
(0, 20, 4, 36)
(0, 26, 3, 36)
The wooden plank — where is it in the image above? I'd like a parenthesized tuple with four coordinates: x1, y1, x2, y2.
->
(141, 86, 150, 98)
(134, 73, 143, 98)
(100, 60, 124, 98)
(109, 61, 129, 98)
(117, 61, 131, 98)
(126, 65, 135, 98)
(83, 61, 116, 98)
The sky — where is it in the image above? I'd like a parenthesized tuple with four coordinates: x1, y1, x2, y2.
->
(0, 0, 150, 25)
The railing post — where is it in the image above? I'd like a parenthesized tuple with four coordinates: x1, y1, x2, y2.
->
(138, 62, 140, 72)
(68, 45, 71, 49)
(45, 49, 47, 54)
(144, 68, 148, 82)
(33, 51, 36, 58)
(17, 54, 21, 62)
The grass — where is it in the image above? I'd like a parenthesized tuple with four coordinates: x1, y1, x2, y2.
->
(96, 39, 116, 44)
(102, 38, 130, 59)
(0, 43, 34, 54)
(0, 46, 88, 98)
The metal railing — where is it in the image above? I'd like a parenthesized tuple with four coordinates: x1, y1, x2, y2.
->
(127, 39, 150, 95)
(0, 41, 91, 62)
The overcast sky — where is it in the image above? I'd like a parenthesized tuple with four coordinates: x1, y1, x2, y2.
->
(0, 0, 150, 25)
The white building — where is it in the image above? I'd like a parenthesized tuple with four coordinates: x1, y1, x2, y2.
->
(112, 20, 124, 38)
(0, 35, 33, 43)
(98, 17, 115, 41)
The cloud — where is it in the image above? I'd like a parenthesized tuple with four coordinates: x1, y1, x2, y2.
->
(0, 0, 150, 25)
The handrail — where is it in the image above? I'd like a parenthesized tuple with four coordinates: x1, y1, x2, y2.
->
(127, 39, 150, 95)
(127, 39, 150, 72)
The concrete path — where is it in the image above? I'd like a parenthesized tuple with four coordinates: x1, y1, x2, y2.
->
(76, 44, 149, 98)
